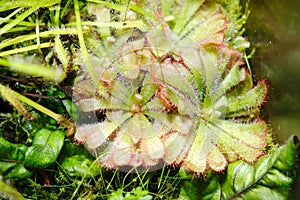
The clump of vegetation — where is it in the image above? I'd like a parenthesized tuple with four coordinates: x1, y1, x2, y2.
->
(0, 0, 298, 199)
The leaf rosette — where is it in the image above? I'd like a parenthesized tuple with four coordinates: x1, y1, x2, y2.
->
(181, 45, 268, 173)
(72, 0, 269, 173)
(73, 29, 201, 171)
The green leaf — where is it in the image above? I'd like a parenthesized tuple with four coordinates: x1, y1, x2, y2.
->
(24, 129, 65, 168)
(0, 0, 59, 35)
(3, 164, 33, 179)
(178, 180, 200, 200)
(0, 137, 28, 160)
(226, 82, 267, 114)
(58, 141, 101, 177)
(75, 112, 132, 149)
(76, 97, 114, 112)
(20, 111, 47, 136)
(210, 119, 267, 162)
(200, 136, 299, 200)
(0, 137, 32, 179)
(172, 0, 205, 34)
(211, 64, 246, 102)
(175, 2, 227, 44)
(61, 154, 100, 177)
(108, 189, 124, 200)
(108, 187, 153, 200)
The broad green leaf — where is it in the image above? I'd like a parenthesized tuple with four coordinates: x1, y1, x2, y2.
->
(4, 164, 33, 179)
(20, 111, 48, 135)
(0, 137, 32, 179)
(200, 136, 299, 200)
(62, 99, 81, 121)
(199, 172, 222, 200)
(0, 137, 28, 160)
(24, 129, 65, 168)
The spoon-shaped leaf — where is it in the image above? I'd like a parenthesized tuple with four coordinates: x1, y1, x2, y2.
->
(75, 112, 133, 149)
(226, 82, 267, 114)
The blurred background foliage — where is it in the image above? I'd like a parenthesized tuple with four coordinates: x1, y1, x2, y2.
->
(245, 0, 300, 143)
(245, 0, 300, 198)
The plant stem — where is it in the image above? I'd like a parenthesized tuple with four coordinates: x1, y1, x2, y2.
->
(74, 0, 108, 98)
(0, 57, 65, 82)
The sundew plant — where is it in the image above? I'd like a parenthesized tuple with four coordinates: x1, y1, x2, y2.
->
(0, 0, 298, 199)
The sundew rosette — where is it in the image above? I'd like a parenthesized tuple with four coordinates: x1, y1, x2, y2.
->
(73, 29, 201, 171)
(72, 0, 268, 173)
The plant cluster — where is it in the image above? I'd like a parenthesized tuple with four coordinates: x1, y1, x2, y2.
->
(73, 0, 268, 174)
(0, 0, 298, 199)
